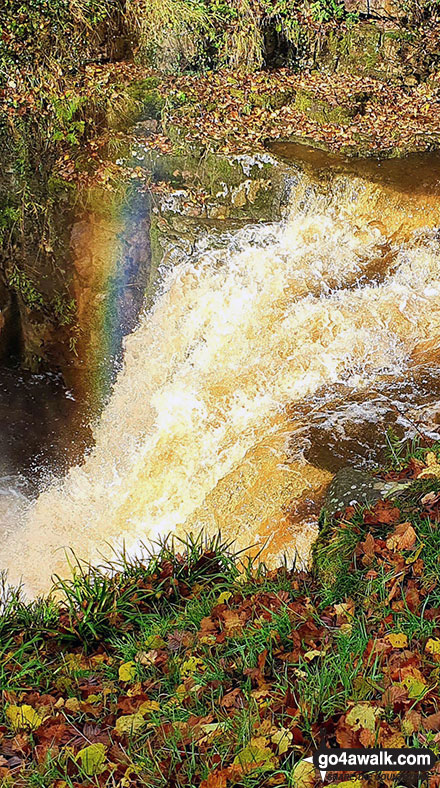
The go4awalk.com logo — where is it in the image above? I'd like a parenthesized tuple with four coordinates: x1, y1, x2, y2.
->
(303, 744, 437, 781)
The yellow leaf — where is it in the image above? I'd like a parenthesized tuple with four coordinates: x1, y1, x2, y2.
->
(118, 661, 137, 682)
(199, 634, 216, 645)
(386, 633, 408, 649)
(6, 704, 43, 731)
(65, 697, 81, 713)
(180, 656, 205, 678)
(402, 675, 426, 698)
(139, 699, 160, 715)
(176, 683, 187, 701)
(77, 743, 107, 776)
(291, 760, 314, 788)
(144, 634, 166, 649)
(216, 591, 233, 605)
(233, 741, 277, 774)
(334, 782, 362, 788)
(406, 542, 424, 564)
(271, 726, 293, 754)
(418, 452, 440, 479)
(334, 601, 355, 620)
(426, 638, 440, 657)
(200, 721, 227, 735)
(127, 681, 143, 697)
(114, 712, 146, 736)
(303, 649, 321, 662)
(346, 703, 378, 732)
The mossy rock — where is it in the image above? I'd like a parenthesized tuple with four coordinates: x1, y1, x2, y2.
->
(313, 467, 381, 594)
(294, 89, 365, 125)
(249, 89, 295, 110)
(107, 78, 165, 131)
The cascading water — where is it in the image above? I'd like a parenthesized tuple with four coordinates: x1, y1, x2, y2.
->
(2, 162, 440, 595)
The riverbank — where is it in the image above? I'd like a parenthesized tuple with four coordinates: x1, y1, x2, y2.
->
(2, 436, 440, 787)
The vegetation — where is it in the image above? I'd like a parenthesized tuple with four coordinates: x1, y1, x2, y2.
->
(2, 440, 440, 785)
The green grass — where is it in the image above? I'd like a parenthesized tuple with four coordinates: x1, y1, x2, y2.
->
(2, 441, 440, 786)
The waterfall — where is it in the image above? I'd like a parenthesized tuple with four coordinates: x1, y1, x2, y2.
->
(3, 167, 440, 594)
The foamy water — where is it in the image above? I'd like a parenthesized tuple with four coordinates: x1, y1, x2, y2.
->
(2, 170, 440, 594)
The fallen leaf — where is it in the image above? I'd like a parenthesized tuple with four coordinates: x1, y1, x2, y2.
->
(77, 743, 107, 776)
(422, 711, 440, 731)
(386, 522, 417, 551)
(386, 633, 408, 648)
(118, 661, 137, 682)
(233, 741, 277, 774)
(346, 703, 378, 732)
(401, 674, 426, 698)
(426, 638, 440, 659)
(138, 700, 160, 715)
(290, 759, 315, 788)
(271, 727, 293, 754)
(418, 452, 440, 479)
(180, 657, 205, 678)
(114, 713, 146, 736)
(216, 591, 233, 605)
(6, 705, 43, 732)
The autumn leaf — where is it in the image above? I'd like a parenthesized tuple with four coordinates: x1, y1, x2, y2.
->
(385, 632, 408, 648)
(290, 759, 315, 788)
(139, 699, 160, 715)
(401, 674, 426, 699)
(180, 656, 206, 678)
(144, 633, 166, 649)
(417, 452, 440, 479)
(233, 739, 277, 773)
(426, 638, 440, 660)
(64, 697, 81, 713)
(422, 711, 440, 731)
(303, 649, 321, 662)
(271, 727, 293, 754)
(6, 705, 43, 731)
(401, 709, 421, 735)
(346, 703, 379, 732)
(118, 661, 137, 682)
(217, 591, 233, 605)
(114, 712, 146, 736)
(386, 522, 417, 551)
(77, 743, 107, 776)
(364, 499, 400, 525)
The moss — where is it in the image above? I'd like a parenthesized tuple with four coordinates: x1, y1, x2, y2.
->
(294, 88, 355, 125)
(107, 78, 165, 131)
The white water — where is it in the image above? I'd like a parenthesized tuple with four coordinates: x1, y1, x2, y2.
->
(2, 170, 440, 594)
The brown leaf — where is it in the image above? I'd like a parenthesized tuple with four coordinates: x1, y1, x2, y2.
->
(220, 688, 244, 708)
(386, 522, 417, 551)
(423, 712, 440, 731)
(382, 684, 407, 708)
(364, 500, 401, 526)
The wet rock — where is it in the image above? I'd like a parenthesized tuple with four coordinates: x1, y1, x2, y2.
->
(323, 466, 383, 517)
